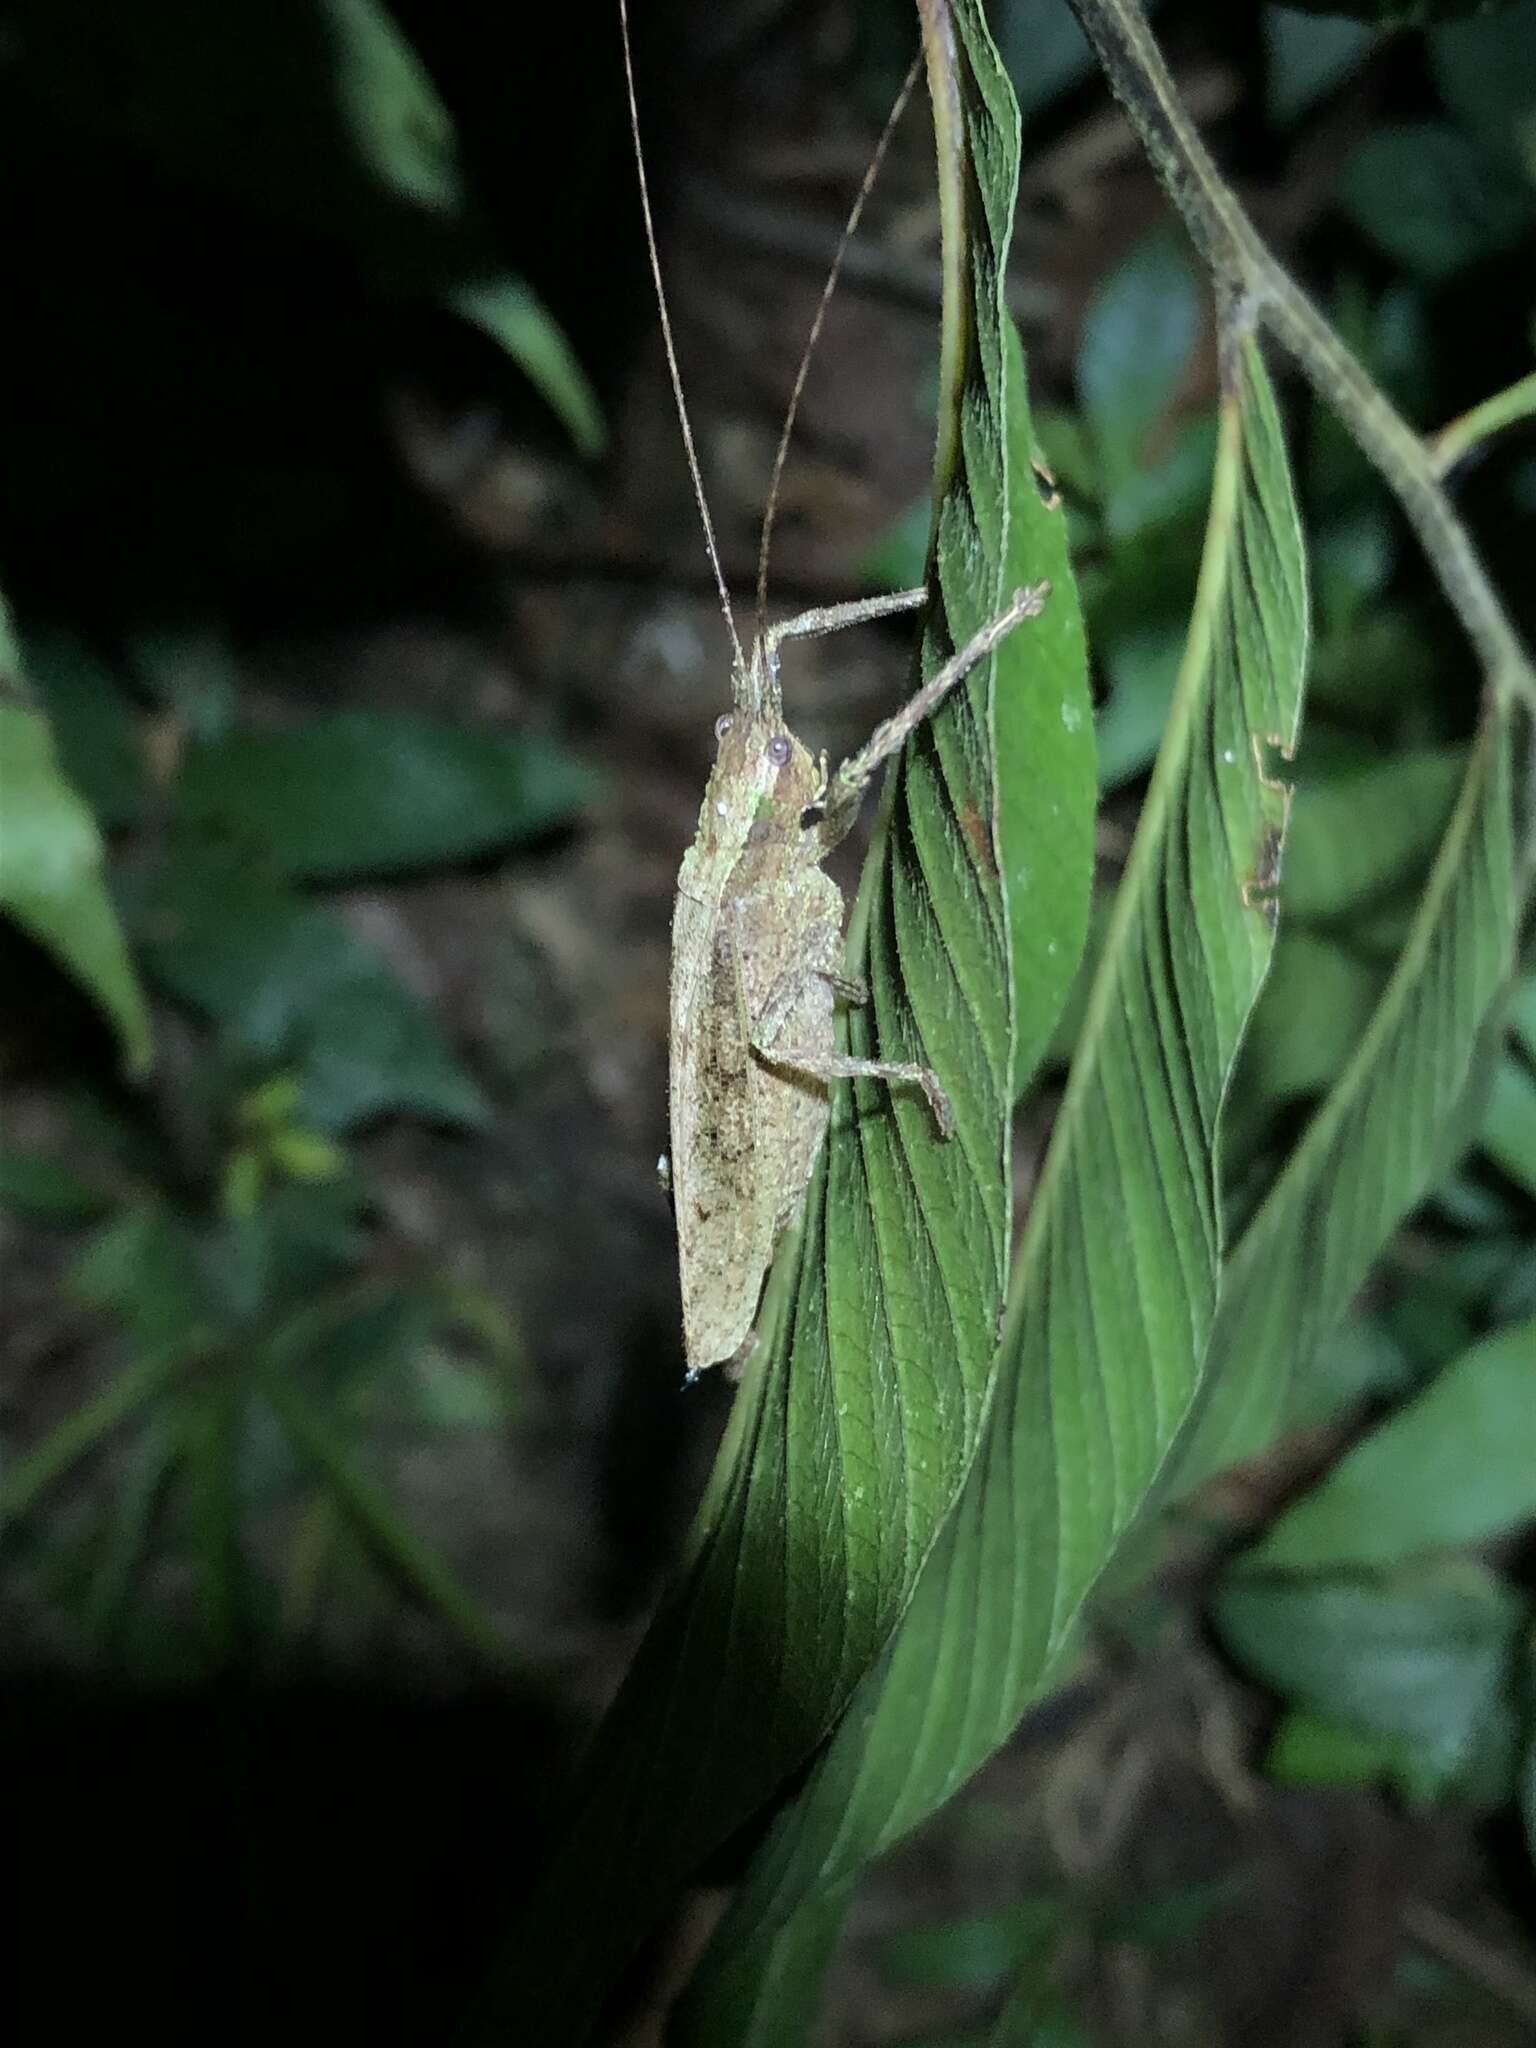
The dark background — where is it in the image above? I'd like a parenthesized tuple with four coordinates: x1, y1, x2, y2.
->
(3, 2, 1533, 2042)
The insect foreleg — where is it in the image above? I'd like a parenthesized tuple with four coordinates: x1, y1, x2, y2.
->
(818, 580, 1051, 850)
(762, 587, 927, 658)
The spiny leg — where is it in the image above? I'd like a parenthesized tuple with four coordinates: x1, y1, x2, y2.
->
(758, 587, 927, 707)
(753, 1040, 954, 1139)
(728, 919, 953, 1137)
(819, 581, 1050, 849)
(762, 587, 927, 657)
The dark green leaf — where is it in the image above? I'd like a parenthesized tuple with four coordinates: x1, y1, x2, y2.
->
(1430, 0, 1536, 162)
(131, 836, 486, 1130)
(0, 1335, 193, 1535)
(1215, 1563, 1526, 1803)
(1179, 707, 1518, 1481)
(1340, 123, 1531, 279)
(1237, 930, 1383, 1115)
(265, 1377, 509, 1666)
(496, 12, 1092, 2039)
(1108, 1877, 1243, 1947)
(996, 2, 1097, 122)
(0, 647, 152, 1075)
(1267, 1704, 1428, 1785)
(989, 1974, 1091, 2048)
(0, 1150, 112, 1224)
(878, 1903, 1062, 1995)
(130, 628, 241, 744)
(1251, 1316, 1536, 1571)
(178, 711, 596, 882)
(1264, 7, 1380, 123)
(1294, 1308, 1415, 1418)
(69, 1201, 210, 1349)
(1510, 972, 1536, 1060)
(1283, 746, 1465, 921)
(450, 278, 606, 457)
(1095, 625, 1181, 788)
(681, 335, 1310, 2043)
(22, 631, 146, 829)
(1075, 232, 1202, 513)
(1479, 1051, 1536, 1196)
(1275, 1, 1527, 24)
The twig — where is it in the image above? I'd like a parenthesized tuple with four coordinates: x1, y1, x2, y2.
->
(1066, 0, 1535, 712)
(1402, 1899, 1536, 2028)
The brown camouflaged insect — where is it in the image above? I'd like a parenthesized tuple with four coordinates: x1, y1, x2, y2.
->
(621, 2, 1047, 1379)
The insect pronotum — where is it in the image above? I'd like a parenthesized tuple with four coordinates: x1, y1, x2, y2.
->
(619, 1, 1048, 1380)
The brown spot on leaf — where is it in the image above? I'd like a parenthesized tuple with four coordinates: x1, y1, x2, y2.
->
(958, 796, 998, 875)
(1031, 457, 1061, 511)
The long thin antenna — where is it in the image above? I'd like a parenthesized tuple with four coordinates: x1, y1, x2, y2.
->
(619, 0, 746, 676)
(755, 52, 923, 640)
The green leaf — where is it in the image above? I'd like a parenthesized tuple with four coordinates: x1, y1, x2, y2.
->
(1340, 122, 1532, 279)
(22, 631, 146, 829)
(265, 1376, 509, 1665)
(989, 1981, 1091, 2048)
(178, 710, 596, 882)
(1249, 1316, 1536, 1572)
(1174, 703, 1518, 1483)
(1430, 0, 1536, 168)
(1282, 746, 1465, 922)
(996, 321, 1096, 1097)
(1275, 1, 1528, 25)
(878, 1902, 1062, 1995)
(0, 1150, 112, 1224)
(320, 0, 461, 212)
(1215, 1562, 1526, 1804)
(1095, 625, 1181, 789)
(1479, 1051, 1536, 1196)
(489, 12, 1092, 2040)
(1236, 929, 1383, 1114)
(1075, 231, 1202, 517)
(1265, 7, 1380, 124)
(68, 1201, 211, 1348)
(130, 836, 486, 1130)
(1522, 1727, 1536, 1863)
(996, 3, 1097, 123)
(0, 644, 152, 1076)
(0, 1334, 194, 1536)
(679, 334, 1309, 2044)
(449, 278, 606, 458)
(1266, 1704, 1428, 1786)
(1510, 972, 1536, 1061)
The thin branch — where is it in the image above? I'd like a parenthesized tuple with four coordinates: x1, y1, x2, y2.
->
(1431, 370, 1536, 478)
(1066, 0, 1535, 712)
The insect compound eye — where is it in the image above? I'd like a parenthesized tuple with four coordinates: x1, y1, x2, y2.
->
(767, 735, 792, 765)
(714, 713, 734, 742)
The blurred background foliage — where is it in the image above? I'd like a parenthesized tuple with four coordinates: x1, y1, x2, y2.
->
(0, 0, 1533, 2042)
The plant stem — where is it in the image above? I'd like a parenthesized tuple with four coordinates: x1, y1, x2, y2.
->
(1431, 370, 1536, 477)
(267, 1381, 511, 1670)
(1066, 0, 1535, 711)
(0, 1335, 199, 1531)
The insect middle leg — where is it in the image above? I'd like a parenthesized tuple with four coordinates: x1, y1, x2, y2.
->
(730, 921, 953, 1137)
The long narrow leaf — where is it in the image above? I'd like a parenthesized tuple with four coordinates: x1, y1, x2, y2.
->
(1175, 697, 1517, 1483)
(679, 328, 1309, 2040)
(474, 6, 1090, 2039)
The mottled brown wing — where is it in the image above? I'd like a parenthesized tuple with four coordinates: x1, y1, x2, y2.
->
(670, 900, 781, 1375)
